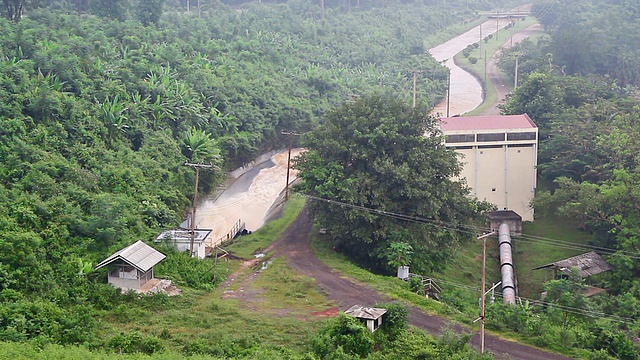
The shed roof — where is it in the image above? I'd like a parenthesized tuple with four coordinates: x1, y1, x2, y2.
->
(344, 305, 387, 320)
(532, 251, 612, 278)
(439, 114, 537, 132)
(95, 241, 166, 273)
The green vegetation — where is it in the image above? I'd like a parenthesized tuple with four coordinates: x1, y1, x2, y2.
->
(488, 0, 640, 357)
(3, 0, 638, 358)
(294, 93, 489, 275)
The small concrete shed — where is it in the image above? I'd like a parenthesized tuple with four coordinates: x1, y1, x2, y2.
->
(95, 241, 166, 291)
(344, 305, 387, 332)
(156, 228, 212, 259)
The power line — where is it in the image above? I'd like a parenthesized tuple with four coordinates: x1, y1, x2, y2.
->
(431, 277, 637, 324)
(295, 191, 640, 259)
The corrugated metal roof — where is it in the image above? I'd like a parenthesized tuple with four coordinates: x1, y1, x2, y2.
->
(532, 251, 612, 278)
(95, 240, 166, 272)
(344, 305, 387, 320)
(439, 114, 537, 131)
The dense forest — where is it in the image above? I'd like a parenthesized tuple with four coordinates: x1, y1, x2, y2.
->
(0, 0, 530, 358)
(493, 0, 640, 358)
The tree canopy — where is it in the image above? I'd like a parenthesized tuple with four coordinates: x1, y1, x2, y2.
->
(294, 94, 481, 274)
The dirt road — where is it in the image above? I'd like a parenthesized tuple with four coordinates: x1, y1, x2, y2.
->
(272, 208, 572, 360)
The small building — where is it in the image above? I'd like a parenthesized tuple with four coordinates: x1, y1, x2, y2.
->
(533, 251, 613, 279)
(439, 114, 538, 222)
(156, 228, 212, 259)
(95, 241, 166, 291)
(344, 305, 387, 332)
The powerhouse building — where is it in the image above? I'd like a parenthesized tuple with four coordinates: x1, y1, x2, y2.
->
(438, 114, 538, 221)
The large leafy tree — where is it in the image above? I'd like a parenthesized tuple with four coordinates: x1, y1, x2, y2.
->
(294, 94, 479, 274)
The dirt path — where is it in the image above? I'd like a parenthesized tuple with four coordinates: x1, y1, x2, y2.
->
(271, 209, 573, 360)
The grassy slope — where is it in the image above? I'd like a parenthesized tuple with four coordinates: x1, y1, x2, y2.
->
(90, 194, 328, 356)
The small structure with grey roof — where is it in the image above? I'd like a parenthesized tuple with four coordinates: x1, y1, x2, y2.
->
(95, 241, 166, 291)
(533, 251, 613, 279)
(344, 305, 387, 332)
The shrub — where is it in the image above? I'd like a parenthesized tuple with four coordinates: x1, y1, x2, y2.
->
(312, 314, 374, 358)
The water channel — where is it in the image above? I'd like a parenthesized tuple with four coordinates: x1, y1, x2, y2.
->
(430, 17, 514, 116)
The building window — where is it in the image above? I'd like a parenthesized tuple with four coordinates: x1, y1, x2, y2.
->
(478, 145, 503, 149)
(507, 132, 537, 141)
(508, 144, 532, 148)
(477, 133, 505, 142)
(453, 146, 473, 150)
(446, 134, 475, 143)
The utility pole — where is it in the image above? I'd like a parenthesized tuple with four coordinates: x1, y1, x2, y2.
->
(484, 50, 487, 94)
(185, 161, 214, 257)
(281, 131, 302, 201)
(446, 69, 451, 117)
(496, 10, 499, 39)
(320, 0, 325, 22)
(409, 69, 434, 108)
(476, 231, 496, 354)
(413, 71, 417, 108)
(514, 52, 521, 89)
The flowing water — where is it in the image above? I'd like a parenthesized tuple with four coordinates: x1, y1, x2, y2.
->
(196, 149, 304, 247)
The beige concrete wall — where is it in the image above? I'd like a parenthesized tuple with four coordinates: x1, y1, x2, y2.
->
(477, 147, 508, 209)
(455, 149, 476, 195)
(448, 143, 536, 222)
(506, 145, 536, 221)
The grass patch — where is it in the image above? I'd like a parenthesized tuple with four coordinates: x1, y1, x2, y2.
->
(245, 257, 335, 317)
(224, 194, 306, 259)
(516, 216, 593, 298)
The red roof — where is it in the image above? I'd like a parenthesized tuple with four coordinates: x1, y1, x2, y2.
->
(439, 114, 537, 131)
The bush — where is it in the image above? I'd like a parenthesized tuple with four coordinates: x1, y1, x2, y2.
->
(107, 331, 164, 354)
(469, 56, 478, 64)
(377, 302, 408, 341)
(312, 314, 374, 358)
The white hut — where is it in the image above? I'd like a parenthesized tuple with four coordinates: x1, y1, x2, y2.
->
(95, 241, 166, 291)
(344, 305, 387, 332)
